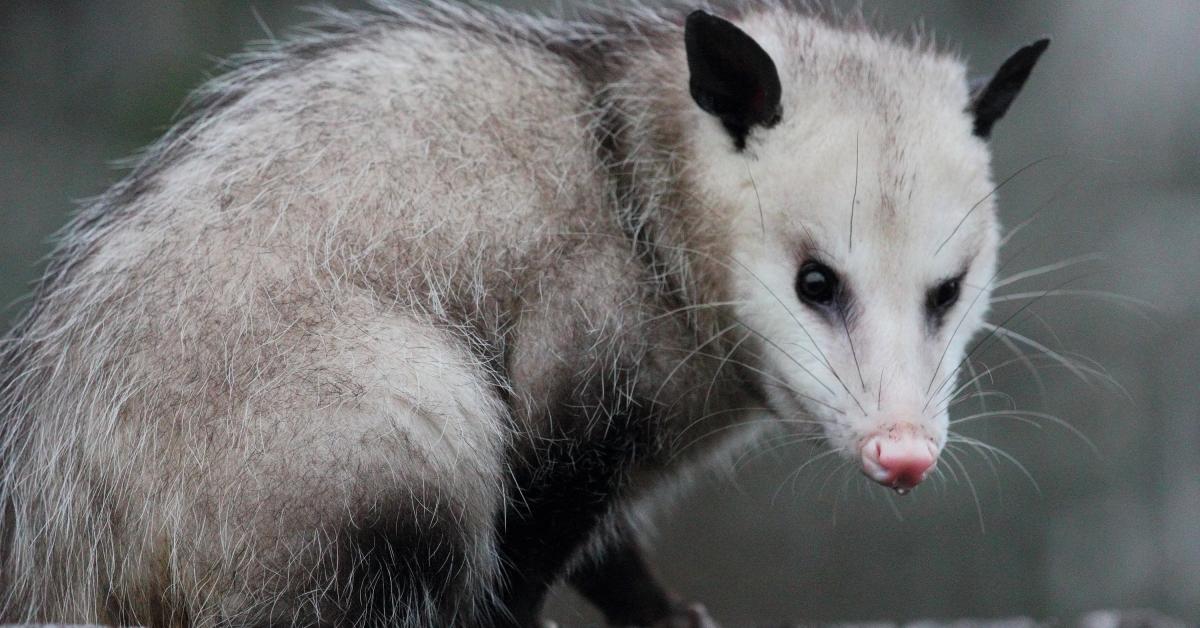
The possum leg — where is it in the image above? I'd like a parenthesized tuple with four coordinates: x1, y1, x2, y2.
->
(487, 409, 650, 625)
(569, 535, 673, 625)
(569, 533, 719, 628)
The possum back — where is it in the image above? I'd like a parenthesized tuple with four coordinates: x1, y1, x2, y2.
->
(0, 11, 634, 625)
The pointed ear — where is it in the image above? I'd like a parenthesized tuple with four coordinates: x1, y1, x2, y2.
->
(685, 10, 782, 150)
(970, 38, 1050, 138)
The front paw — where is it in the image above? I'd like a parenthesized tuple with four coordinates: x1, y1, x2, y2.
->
(652, 603, 719, 628)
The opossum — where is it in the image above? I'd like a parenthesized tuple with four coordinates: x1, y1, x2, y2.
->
(0, 1, 1049, 626)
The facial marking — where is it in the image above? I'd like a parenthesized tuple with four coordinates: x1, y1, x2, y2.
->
(687, 17, 1005, 494)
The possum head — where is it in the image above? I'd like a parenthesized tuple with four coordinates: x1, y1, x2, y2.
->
(682, 10, 1048, 492)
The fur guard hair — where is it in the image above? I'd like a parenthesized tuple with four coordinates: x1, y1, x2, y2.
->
(0, 1, 1045, 625)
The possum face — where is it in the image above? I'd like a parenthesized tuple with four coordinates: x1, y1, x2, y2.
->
(683, 11, 1048, 491)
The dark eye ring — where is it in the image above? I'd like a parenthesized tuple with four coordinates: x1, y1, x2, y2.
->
(928, 277, 963, 313)
(795, 261, 839, 306)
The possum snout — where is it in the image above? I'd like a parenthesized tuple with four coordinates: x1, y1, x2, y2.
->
(859, 423, 938, 494)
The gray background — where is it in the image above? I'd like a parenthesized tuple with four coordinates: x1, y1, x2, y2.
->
(1, 1, 1197, 624)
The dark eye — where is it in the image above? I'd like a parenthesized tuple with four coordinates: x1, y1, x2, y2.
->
(927, 277, 962, 314)
(796, 262, 839, 306)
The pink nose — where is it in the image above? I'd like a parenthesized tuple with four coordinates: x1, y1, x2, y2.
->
(861, 430, 937, 493)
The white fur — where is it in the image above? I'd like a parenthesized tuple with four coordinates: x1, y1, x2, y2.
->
(704, 12, 1000, 462)
(0, 2, 1003, 625)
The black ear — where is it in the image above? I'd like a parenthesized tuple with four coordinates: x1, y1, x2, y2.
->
(685, 10, 782, 150)
(970, 38, 1050, 138)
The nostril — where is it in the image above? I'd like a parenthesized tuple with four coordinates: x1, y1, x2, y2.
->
(878, 448, 934, 487)
(886, 459, 934, 489)
(860, 431, 937, 491)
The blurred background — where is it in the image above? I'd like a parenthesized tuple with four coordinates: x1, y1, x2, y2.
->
(1, 1, 1196, 624)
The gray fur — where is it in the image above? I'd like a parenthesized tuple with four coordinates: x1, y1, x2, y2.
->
(0, 1, 989, 625)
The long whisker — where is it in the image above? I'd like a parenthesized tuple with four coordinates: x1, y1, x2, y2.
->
(994, 253, 1103, 289)
(773, 448, 842, 504)
(671, 406, 835, 464)
(638, 299, 752, 326)
(701, 327, 753, 416)
(946, 390, 1014, 411)
(669, 408, 775, 458)
(716, 251, 865, 406)
(942, 445, 985, 533)
(933, 354, 1059, 416)
(736, 434, 827, 473)
(566, 231, 860, 412)
(656, 345, 845, 415)
(876, 367, 887, 412)
(728, 263, 851, 389)
(928, 463, 948, 494)
(817, 458, 855, 500)
(651, 322, 739, 406)
(938, 446, 963, 484)
(962, 358, 988, 415)
(743, 156, 765, 238)
(924, 238, 1045, 401)
(925, 265, 1006, 400)
(950, 401, 1099, 453)
(980, 322, 1124, 395)
(730, 316, 839, 399)
(831, 471, 856, 526)
(949, 410, 1044, 430)
(948, 434, 1042, 494)
(760, 382, 846, 417)
(994, 332, 1049, 399)
(990, 289, 1153, 312)
(839, 309, 868, 394)
(998, 212, 1040, 250)
(956, 436, 1003, 480)
(927, 273, 1088, 406)
(934, 154, 1057, 255)
(741, 430, 825, 459)
(784, 445, 847, 502)
(882, 485, 906, 522)
(997, 160, 1090, 252)
(848, 131, 860, 252)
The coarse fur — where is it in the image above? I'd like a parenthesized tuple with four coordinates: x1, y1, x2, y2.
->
(0, 1, 1041, 626)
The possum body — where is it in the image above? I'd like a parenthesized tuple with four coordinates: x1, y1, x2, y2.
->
(0, 2, 1047, 626)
